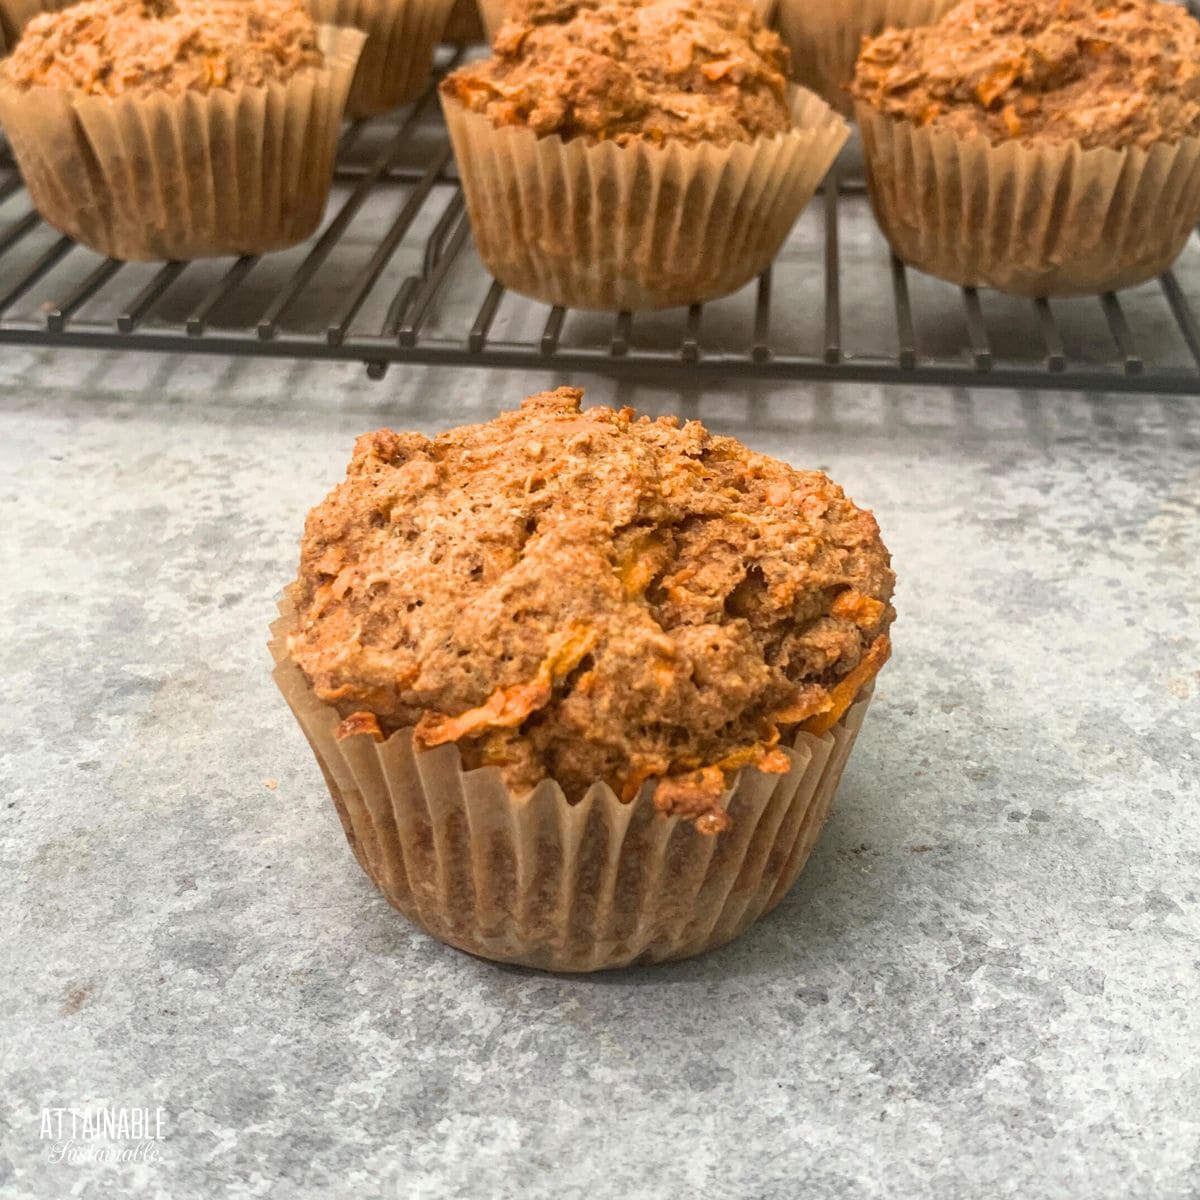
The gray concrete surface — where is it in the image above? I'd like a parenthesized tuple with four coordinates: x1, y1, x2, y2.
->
(1, 348, 1198, 1200)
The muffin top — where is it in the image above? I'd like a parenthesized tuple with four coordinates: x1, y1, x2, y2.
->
(852, 0, 1200, 150)
(440, 0, 793, 146)
(2, 0, 323, 97)
(288, 388, 894, 834)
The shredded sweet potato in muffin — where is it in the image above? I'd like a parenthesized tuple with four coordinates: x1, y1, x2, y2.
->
(2, 0, 323, 96)
(440, 0, 793, 146)
(852, 0, 1200, 150)
(292, 388, 894, 833)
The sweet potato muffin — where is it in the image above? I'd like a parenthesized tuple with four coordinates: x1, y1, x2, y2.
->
(850, 0, 1200, 294)
(272, 388, 895, 970)
(437, 0, 848, 309)
(0, 0, 363, 260)
(445, 0, 793, 145)
(2, 0, 323, 95)
(853, 0, 1200, 148)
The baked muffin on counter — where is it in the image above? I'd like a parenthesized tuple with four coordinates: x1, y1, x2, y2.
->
(852, 0, 1200, 295)
(0, 0, 364, 260)
(439, 0, 848, 310)
(271, 386, 895, 970)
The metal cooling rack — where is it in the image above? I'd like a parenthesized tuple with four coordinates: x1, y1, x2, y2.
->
(4, 47, 1200, 394)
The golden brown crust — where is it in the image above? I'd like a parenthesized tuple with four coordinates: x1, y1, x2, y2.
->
(288, 388, 894, 832)
(2, 0, 324, 97)
(439, 0, 793, 146)
(852, 0, 1200, 150)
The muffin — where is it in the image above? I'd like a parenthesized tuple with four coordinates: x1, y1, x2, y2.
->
(304, 0, 456, 115)
(852, 0, 1200, 296)
(439, 0, 848, 310)
(0, 0, 364, 261)
(775, 0, 955, 116)
(271, 387, 896, 971)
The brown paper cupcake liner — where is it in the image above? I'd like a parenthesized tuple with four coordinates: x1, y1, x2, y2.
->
(777, 0, 954, 117)
(0, 26, 364, 262)
(441, 86, 848, 311)
(270, 597, 874, 972)
(475, 0, 504, 41)
(306, 0, 456, 115)
(477, 0, 776, 43)
(857, 103, 1200, 297)
(442, 0, 484, 43)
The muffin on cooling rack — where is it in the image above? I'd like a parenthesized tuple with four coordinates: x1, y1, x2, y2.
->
(0, 0, 364, 261)
(438, 0, 848, 311)
(775, 0, 955, 117)
(304, 0, 456, 115)
(271, 386, 895, 971)
(852, 0, 1200, 296)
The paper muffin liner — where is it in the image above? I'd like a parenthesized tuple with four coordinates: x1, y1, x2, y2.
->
(306, 0, 456, 115)
(777, 0, 954, 117)
(441, 85, 848, 311)
(270, 597, 873, 972)
(0, 26, 364, 262)
(475, 0, 504, 41)
(857, 102, 1200, 297)
(442, 0, 484, 43)
(477, 0, 776, 43)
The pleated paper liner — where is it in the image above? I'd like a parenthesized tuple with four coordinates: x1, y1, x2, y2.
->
(477, 0, 777, 43)
(270, 597, 874, 972)
(777, 0, 955, 117)
(442, 0, 484, 43)
(475, 0, 503, 41)
(305, 0, 456, 116)
(0, 26, 365, 262)
(856, 103, 1200, 297)
(440, 85, 848, 312)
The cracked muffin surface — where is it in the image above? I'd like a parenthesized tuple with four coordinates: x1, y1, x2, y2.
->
(439, 0, 792, 146)
(852, 0, 1200, 150)
(3, 0, 323, 97)
(288, 387, 894, 833)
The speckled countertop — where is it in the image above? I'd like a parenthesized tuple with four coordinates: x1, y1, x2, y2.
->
(2, 349, 1198, 1200)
